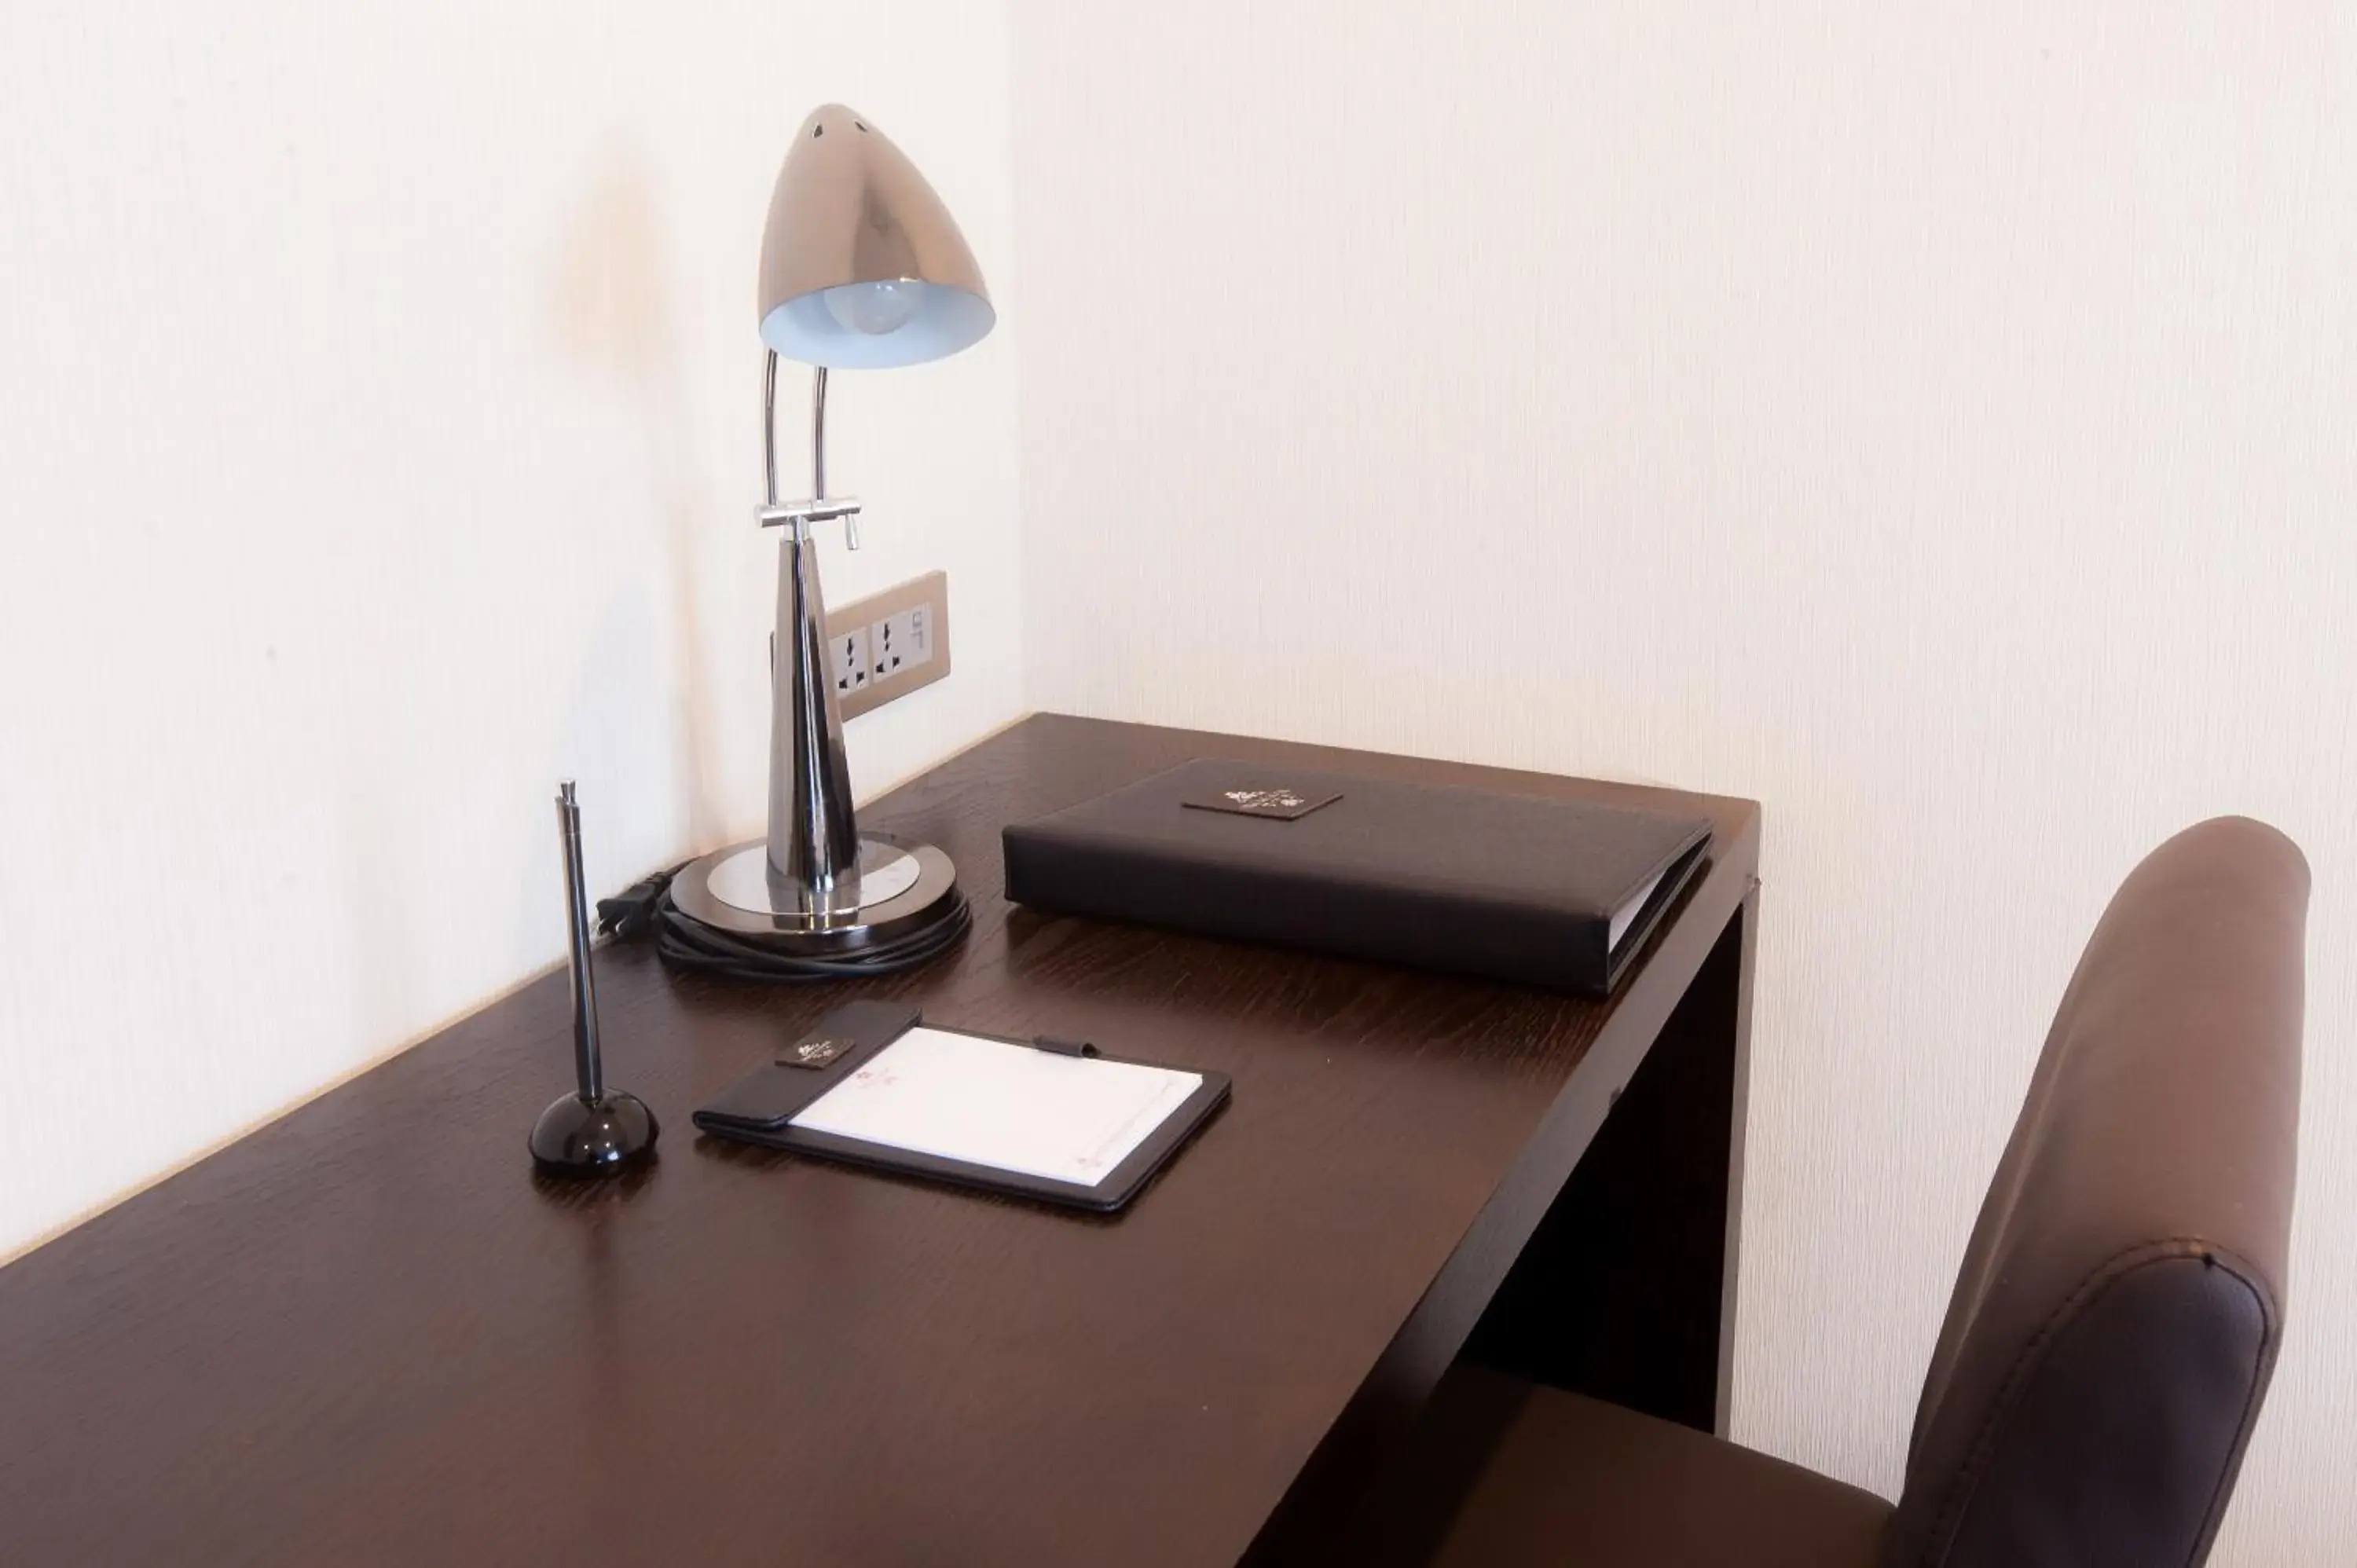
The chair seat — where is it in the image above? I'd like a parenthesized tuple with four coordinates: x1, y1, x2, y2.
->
(1428, 1374, 1892, 1568)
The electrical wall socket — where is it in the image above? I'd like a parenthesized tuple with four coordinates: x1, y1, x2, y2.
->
(827, 570, 951, 720)
(830, 624, 871, 697)
(871, 603, 934, 680)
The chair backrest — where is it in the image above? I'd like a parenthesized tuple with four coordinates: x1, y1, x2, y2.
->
(1881, 817, 2308, 1568)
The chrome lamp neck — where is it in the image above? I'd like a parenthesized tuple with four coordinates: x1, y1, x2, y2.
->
(761, 351, 862, 903)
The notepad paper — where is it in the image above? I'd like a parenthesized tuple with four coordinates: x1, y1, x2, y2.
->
(789, 1028, 1204, 1188)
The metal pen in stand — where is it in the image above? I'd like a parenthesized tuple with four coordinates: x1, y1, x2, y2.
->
(559, 782, 606, 1105)
(529, 781, 658, 1176)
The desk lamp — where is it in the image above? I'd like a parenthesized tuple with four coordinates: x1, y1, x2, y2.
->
(666, 105, 991, 967)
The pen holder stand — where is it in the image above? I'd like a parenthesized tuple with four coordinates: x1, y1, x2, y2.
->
(531, 781, 658, 1178)
(530, 1090, 658, 1176)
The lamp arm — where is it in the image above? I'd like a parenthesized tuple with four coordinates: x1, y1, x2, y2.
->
(763, 350, 780, 507)
(761, 354, 857, 548)
(812, 364, 828, 502)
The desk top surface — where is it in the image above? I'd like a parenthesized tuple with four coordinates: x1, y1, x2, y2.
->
(0, 715, 1758, 1568)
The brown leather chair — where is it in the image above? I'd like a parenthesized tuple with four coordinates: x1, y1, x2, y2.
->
(1427, 816, 2308, 1568)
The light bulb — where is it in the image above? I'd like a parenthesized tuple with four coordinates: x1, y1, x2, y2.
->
(823, 280, 927, 335)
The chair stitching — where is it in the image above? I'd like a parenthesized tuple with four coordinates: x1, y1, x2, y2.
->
(1912, 1236, 2254, 1567)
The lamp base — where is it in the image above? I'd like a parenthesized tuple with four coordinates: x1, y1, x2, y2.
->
(530, 1091, 658, 1177)
(668, 831, 961, 956)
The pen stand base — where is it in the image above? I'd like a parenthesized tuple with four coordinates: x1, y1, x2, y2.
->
(530, 1092, 659, 1178)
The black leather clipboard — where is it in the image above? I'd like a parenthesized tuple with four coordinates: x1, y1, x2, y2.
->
(691, 1000, 1231, 1214)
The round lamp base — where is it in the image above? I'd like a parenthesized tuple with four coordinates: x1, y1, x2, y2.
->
(530, 1091, 659, 1178)
(668, 832, 961, 957)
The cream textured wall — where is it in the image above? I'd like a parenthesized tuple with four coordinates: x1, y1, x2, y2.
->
(0, 1, 1021, 1255)
(1010, 3, 2354, 1560)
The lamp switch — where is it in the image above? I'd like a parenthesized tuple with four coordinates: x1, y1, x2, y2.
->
(827, 571, 951, 720)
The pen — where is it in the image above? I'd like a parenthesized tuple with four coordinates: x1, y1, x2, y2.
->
(1032, 1035, 1101, 1058)
(556, 781, 603, 1105)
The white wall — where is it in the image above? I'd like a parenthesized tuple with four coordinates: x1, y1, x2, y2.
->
(0, 1, 1022, 1255)
(1010, 3, 2355, 1560)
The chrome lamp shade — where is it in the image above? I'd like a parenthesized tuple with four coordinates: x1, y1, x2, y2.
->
(757, 104, 995, 369)
(664, 104, 991, 958)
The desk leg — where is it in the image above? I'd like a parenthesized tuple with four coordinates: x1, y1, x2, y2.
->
(1461, 888, 1756, 1434)
(1248, 892, 1760, 1566)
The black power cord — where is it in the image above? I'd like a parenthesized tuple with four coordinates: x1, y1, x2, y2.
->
(597, 863, 970, 982)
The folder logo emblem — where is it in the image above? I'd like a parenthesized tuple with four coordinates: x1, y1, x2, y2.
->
(1181, 785, 1343, 821)
(781, 1037, 855, 1069)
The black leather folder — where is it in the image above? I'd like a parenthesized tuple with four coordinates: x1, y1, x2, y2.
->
(1002, 758, 1711, 996)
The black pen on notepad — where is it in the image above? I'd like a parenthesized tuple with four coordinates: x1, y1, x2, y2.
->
(1032, 1035, 1101, 1058)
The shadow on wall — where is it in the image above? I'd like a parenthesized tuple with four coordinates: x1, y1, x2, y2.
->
(547, 148, 724, 851)
(328, 153, 731, 1048)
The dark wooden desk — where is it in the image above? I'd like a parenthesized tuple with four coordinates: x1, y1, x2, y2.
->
(0, 715, 1760, 1568)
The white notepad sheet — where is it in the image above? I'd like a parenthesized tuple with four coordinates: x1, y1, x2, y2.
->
(789, 1028, 1204, 1188)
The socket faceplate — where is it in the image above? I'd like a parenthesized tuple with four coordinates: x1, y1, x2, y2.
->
(827, 570, 951, 720)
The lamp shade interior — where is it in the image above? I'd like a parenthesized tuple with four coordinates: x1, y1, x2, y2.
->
(761, 280, 995, 369)
(757, 104, 994, 370)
